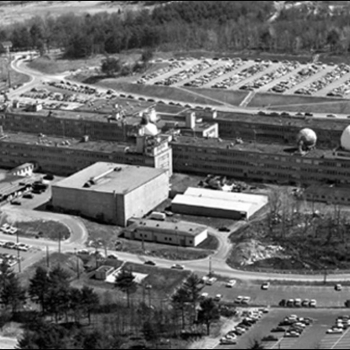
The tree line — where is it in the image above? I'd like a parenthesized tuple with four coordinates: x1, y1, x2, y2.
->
(1, 1, 350, 58)
(0, 259, 224, 349)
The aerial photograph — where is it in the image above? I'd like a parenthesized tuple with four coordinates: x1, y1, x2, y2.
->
(2, 0, 350, 349)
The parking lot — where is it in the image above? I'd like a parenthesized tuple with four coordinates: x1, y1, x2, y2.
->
(216, 309, 350, 350)
(201, 280, 350, 308)
(135, 57, 350, 98)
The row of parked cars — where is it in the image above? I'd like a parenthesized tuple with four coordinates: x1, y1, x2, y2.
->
(137, 61, 186, 85)
(215, 61, 272, 90)
(240, 61, 299, 91)
(184, 59, 243, 88)
(0, 240, 31, 252)
(328, 77, 350, 97)
(295, 63, 350, 95)
(265, 314, 314, 340)
(155, 60, 216, 86)
(1, 223, 18, 235)
(279, 298, 317, 308)
(326, 315, 350, 334)
(220, 308, 268, 345)
(270, 63, 323, 93)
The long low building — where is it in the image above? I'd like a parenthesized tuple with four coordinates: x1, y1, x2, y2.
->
(51, 162, 169, 227)
(124, 218, 208, 247)
(172, 187, 268, 220)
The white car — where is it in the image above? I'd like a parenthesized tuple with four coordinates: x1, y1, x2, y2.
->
(242, 296, 251, 304)
(220, 337, 236, 345)
(8, 227, 18, 235)
(16, 243, 29, 252)
(214, 294, 222, 301)
(201, 293, 209, 299)
(226, 279, 236, 288)
(234, 296, 244, 304)
(327, 328, 343, 334)
(0, 241, 6, 247)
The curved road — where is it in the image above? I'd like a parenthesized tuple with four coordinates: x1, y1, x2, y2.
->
(6, 53, 350, 282)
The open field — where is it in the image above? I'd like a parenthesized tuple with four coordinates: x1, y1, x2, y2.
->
(0, 57, 30, 92)
(0, 1, 141, 26)
(96, 80, 224, 105)
(183, 87, 248, 107)
(248, 92, 343, 108)
(269, 100, 350, 115)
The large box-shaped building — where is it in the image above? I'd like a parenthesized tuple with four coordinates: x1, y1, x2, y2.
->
(172, 187, 268, 220)
(51, 162, 169, 226)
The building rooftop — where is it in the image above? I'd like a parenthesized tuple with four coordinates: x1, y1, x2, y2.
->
(127, 218, 207, 237)
(0, 131, 139, 154)
(172, 135, 341, 160)
(53, 162, 167, 194)
(212, 110, 350, 131)
(173, 194, 253, 212)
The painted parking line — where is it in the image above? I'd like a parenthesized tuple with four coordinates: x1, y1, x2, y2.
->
(319, 329, 350, 349)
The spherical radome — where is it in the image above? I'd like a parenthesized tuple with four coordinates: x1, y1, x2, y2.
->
(297, 128, 317, 148)
(341, 126, 350, 151)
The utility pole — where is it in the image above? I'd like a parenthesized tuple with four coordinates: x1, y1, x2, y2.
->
(16, 229, 21, 273)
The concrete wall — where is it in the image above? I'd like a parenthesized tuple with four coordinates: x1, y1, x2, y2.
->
(124, 172, 169, 226)
(51, 186, 118, 224)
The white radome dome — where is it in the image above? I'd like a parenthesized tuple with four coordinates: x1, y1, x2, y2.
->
(143, 123, 158, 136)
(297, 128, 317, 148)
(341, 126, 350, 151)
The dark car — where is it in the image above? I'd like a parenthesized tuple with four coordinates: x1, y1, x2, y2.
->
(11, 200, 21, 206)
(279, 299, 287, 307)
(23, 193, 34, 199)
(144, 260, 156, 266)
(218, 227, 230, 232)
(43, 174, 54, 181)
(271, 327, 286, 333)
(262, 335, 278, 342)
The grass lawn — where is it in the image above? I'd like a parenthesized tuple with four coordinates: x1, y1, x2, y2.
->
(1, 216, 70, 241)
(269, 100, 350, 114)
(248, 92, 342, 108)
(183, 87, 249, 106)
(96, 81, 223, 105)
(0, 57, 30, 92)
(19, 252, 81, 288)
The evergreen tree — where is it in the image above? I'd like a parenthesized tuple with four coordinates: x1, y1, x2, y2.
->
(115, 269, 137, 308)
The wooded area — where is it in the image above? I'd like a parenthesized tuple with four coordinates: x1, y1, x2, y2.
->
(1, 1, 350, 59)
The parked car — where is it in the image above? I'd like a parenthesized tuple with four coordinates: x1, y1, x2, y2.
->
(262, 335, 278, 342)
(309, 299, 317, 308)
(261, 282, 270, 290)
(335, 284, 342, 291)
(144, 260, 156, 266)
(226, 279, 236, 288)
(171, 264, 184, 270)
(214, 294, 222, 302)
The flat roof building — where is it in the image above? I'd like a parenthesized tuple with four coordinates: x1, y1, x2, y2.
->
(124, 218, 208, 247)
(172, 187, 268, 220)
(51, 162, 169, 226)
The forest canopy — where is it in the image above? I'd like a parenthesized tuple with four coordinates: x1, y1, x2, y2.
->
(0, 1, 350, 58)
